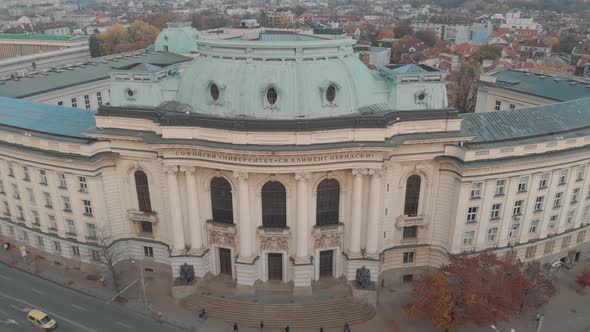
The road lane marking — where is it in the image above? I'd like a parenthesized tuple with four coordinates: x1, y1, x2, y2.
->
(116, 322, 135, 329)
(31, 288, 45, 295)
(0, 291, 97, 332)
(0, 275, 10, 280)
(8, 305, 27, 312)
(71, 304, 87, 311)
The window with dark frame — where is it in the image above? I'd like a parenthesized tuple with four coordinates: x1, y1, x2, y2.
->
(210, 177, 233, 224)
(134, 171, 152, 213)
(326, 85, 336, 103)
(402, 225, 417, 239)
(404, 175, 421, 217)
(210, 84, 220, 101)
(266, 87, 278, 105)
(316, 179, 340, 226)
(261, 181, 286, 228)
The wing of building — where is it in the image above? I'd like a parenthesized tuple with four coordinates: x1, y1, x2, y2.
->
(0, 31, 588, 290)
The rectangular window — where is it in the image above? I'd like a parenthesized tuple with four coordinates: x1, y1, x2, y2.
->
(78, 176, 87, 192)
(544, 240, 555, 254)
(577, 166, 585, 181)
(3, 200, 10, 215)
(467, 207, 478, 222)
(494, 100, 501, 111)
(57, 173, 67, 188)
(566, 210, 575, 224)
(48, 215, 57, 231)
(8, 225, 13, 235)
(53, 241, 61, 253)
(66, 219, 76, 235)
(62, 196, 71, 211)
(96, 92, 102, 106)
(22, 166, 30, 181)
(509, 222, 520, 239)
(529, 219, 540, 234)
(12, 183, 19, 200)
(487, 227, 498, 242)
(539, 173, 549, 189)
(32, 210, 40, 226)
(583, 206, 590, 223)
(490, 203, 501, 219)
(509, 103, 516, 109)
(403, 251, 415, 263)
(0, 179, 4, 193)
(83, 200, 93, 215)
(495, 179, 505, 195)
(144, 246, 154, 257)
(37, 236, 44, 248)
(57, 101, 63, 106)
(402, 226, 417, 239)
(27, 188, 35, 204)
(518, 176, 529, 192)
(39, 170, 47, 185)
(534, 196, 544, 211)
(86, 223, 96, 239)
(525, 246, 536, 259)
(141, 221, 153, 234)
(91, 250, 101, 261)
(572, 188, 580, 203)
(562, 235, 571, 249)
(549, 215, 558, 232)
(16, 205, 24, 220)
(578, 230, 587, 243)
(513, 200, 524, 215)
(71, 97, 77, 108)
(22, 231, 29, 243)
(463, 230, 475, 247)
(559, 169, 569, 185)
(71, 245, 80, 257)
(43, 192, 52, 208)
(8, 163, 14, 177)
(470, 182, 482, 198)
(554, 192, 563, 208)
(84, 95, 90, 109)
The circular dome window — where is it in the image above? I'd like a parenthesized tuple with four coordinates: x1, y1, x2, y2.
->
(127, 89, 134, 97)
(266, 87, 278, 105)
(418, 92, 426, 101)
(210, 84, 220, 101)
(326, 85, 336, 103)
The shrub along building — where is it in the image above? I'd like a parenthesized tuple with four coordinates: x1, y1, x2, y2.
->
(0, 27, 589, 294)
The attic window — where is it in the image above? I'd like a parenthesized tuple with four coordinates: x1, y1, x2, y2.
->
(326, 85, 336, 103)
(164, 35, 168, 41)
(210, 84, 220, 101)
(418, 92, 426, 101)
(266, 87, 278, 105)
(127, 89, 134, 97)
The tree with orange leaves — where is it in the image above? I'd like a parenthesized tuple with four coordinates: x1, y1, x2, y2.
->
(376, 28, 394, 42)
(405, 253, 554, 331)
(577, 270, 590, 289)
(98, 20, 160, 55)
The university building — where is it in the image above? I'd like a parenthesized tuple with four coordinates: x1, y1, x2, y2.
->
(0, 28, 589, 292)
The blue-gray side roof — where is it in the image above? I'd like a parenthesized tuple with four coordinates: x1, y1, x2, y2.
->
(0, 51, 191, 99)
(481, 70, 590, 102)
(461, 98, 590, 146)
(0, 97, 95, 138)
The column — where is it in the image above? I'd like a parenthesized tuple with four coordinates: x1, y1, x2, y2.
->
(366, 169, 382, 256)
(234, 172, 253, 261)
(166, 166, 185, 254)
(349, 169, 366, 255)
(295, 173, 310, 261)
(182, 166, 203, 252)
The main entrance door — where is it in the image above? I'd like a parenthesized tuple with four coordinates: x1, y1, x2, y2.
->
(219, 248, 232, 276)
(319, 250, 334, 278)
(268, 253, 283, 281)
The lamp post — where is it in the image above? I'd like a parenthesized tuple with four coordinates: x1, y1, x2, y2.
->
(536, 312, 544, 332)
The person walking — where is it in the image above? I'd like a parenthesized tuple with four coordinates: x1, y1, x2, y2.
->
(343, 322, 351, 332)
(260, 321, 264, 330)
(233, 322, 239, 332)
(284, 325, 290, 332)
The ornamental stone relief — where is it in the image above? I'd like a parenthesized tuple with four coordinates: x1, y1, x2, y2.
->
(260, 236, 289, 251)
(208, 229, 237, 248)
(314, 232, 342, 249)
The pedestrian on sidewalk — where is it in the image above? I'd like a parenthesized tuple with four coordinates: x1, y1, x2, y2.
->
(343, 322, 351, 332)
(283, 325, 290, 332)
(320, 328, 324, 332)
(233, 322, 238, 332)
(199, 308, 207, 319)
(260, 320, 264, 330)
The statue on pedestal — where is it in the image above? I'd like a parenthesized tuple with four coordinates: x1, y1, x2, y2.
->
(179, 263, 195, 285)
(356, 266, 371, 289)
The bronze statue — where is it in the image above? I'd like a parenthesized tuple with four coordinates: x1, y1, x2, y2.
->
(356, 266, 371, 289)
(179, 263, 195, 284)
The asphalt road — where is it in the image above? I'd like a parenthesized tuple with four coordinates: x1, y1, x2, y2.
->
(0, 264, 181, 332)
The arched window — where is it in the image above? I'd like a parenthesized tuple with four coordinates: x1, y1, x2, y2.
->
(316, 179, 340, 226)
(404, 175, 421, 217)
(266, 87, 278, 105)
(134, 171, 151, 213)
(326, 85, 336, 103)
(210, 84, 220, 101)
(261, 181, 286, 228)
(210, 177, 233, 224)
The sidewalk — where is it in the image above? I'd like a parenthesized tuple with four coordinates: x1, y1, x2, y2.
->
(1, 238, 589, 332)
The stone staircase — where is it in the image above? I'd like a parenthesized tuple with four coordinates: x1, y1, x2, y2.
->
(183, 294, 376, 329)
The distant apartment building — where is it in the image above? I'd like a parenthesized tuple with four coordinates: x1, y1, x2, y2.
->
(268, 11, 294, 28)
(355, 45, 391, 68)
(0, 34, 88, 60)
(410, 15, 473, 41)
(455, 23, 492, 45)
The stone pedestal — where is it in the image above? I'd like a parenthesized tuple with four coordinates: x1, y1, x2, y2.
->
(170, 250, 210, 278)
(352, 287, 377, 308)
(343, 255, 380, 283)
(235, 257, 259, 286)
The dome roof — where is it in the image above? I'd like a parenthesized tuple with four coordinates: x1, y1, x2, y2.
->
(154, 22, 199, 53)
(176, 33, 387, 119)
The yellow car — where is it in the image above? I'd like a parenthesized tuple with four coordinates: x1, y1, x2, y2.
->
(27, 309, 57, 330)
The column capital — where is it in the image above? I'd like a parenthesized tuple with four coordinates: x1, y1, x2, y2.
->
(368, 168, 382, 177)
(352, 168, 368, 176)
(233, 171, 248, 181)
(164, 165, 178, 175)
(295, 172, 311, 182)
(180, 166, 196, 175)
